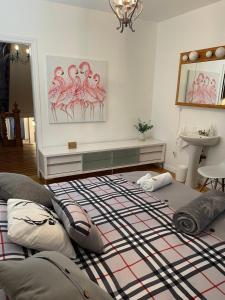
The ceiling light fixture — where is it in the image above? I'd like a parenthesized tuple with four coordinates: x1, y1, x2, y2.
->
(109, 0, 143, 33)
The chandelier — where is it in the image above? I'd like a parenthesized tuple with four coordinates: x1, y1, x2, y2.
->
(109, 0, 143, 33)
(0, 44, 30, 64)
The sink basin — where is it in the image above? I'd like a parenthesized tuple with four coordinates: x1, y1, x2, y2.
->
(180, 134, 220, 146)
(179, 133, 220, 188)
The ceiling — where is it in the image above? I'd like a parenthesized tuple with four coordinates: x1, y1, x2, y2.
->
(45, 0, 221, 21)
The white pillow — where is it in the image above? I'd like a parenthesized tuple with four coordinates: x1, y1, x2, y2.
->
(7, 199, 75, 258)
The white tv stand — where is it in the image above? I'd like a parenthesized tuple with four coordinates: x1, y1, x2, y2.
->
(38, 139, 166, 180)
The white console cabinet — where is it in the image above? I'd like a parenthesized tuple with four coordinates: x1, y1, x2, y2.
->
(38, 139, 166, 180)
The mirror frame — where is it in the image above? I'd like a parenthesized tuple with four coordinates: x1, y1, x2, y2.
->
(175, 45, 225, 109)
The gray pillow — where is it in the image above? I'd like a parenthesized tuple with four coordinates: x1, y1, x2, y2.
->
(0, 173, 53, 208)
(0, 251, 113, 300)
(52, 197, 104, 254)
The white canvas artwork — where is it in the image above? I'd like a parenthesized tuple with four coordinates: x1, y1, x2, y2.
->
(47, 56, 107, 123)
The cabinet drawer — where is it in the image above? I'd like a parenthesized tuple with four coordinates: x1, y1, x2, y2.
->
(83, 159, 112, 171)
(140, 146, 163, 154)
(83, 151, 112, 171)
(48, 154, 82, 165)
(83, 151, 111, 162)
(113, 149, 139, 167)
(48, 162, 82, 175)
(140, 152, 162, 162)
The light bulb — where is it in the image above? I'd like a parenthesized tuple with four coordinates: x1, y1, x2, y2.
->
(14, 45, 19, 51)
(26, 48, 30, 55)
(114, 0, 123, 5)
(130, 0, 137, 5)
(116, 7, 123, 18)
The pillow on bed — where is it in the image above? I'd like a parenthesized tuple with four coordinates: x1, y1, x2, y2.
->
(52, 197, 104, 254)
(0, 173, 53, 208)
(0, 251, 113, 300)
(7, 199, 75, 258)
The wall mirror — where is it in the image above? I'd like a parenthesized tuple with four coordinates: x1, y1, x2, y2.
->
(176, 45, 225, 109)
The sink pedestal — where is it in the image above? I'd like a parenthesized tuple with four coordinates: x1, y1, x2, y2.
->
(185, 145, 202, 188)
(180, 134, 220, 189)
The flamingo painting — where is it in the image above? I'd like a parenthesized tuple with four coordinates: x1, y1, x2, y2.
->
(47, 56, 107, 123)
(185, 70, 220, 105)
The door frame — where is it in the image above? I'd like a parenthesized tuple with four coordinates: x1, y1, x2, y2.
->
(0, 34, 42, 176)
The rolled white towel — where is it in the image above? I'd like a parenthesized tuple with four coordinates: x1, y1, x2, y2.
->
(140, 172, 173, 192)
(137, 173, 152, 185)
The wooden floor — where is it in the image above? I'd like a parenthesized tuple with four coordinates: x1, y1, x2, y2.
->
(0, 144, 37, 180)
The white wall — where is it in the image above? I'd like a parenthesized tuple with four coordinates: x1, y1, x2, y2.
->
(151, 0, 225, 171)
(0, 0, 157, 148)
(9, 43, 34, 118)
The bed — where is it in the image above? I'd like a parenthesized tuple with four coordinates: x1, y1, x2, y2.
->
(0, 174, 225, 299)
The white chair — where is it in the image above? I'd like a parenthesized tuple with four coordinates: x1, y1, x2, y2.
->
(198, 160, 225, 192)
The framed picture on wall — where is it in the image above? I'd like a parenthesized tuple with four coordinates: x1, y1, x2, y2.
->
(46, 55, 107, 123)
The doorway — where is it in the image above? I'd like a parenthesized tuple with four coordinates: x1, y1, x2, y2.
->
(0, 41, 38, 180)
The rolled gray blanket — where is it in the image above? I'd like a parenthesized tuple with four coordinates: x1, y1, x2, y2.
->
(173, 190, 225, 236)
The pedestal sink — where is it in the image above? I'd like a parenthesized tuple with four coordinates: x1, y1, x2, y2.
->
(180, 134, 220, 188)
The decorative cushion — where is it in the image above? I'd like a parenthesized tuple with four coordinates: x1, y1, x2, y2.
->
(0, 251, 113, 300)
(0, 173, 53, 208)
(52, 197, 104, 253)
(7, 199, 75, 258)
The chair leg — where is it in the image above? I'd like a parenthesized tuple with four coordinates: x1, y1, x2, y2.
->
(214, 178, 219, 190)
(200, 178, 209, 192)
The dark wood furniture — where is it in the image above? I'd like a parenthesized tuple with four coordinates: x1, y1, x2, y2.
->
(0, 103, 23, 147)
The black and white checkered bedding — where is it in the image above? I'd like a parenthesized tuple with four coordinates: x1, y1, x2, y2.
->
(0, 175, 225, 299)
(53, 197, 92, 236)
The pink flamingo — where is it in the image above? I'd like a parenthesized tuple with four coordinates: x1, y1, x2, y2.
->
(187, 78, 198, 103)
(79, 61, 97, 120)
(93, 73, 106, 120)
(208, 79, 217, 104)
(66, 65, 83, 117)
(202, 76, 211, 104)
(54, 64, 80, 119)
(193, 73, 205, 103)
(48, 66, 65, 121)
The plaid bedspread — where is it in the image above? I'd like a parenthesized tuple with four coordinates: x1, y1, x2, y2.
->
(0, 175, 225, 299)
